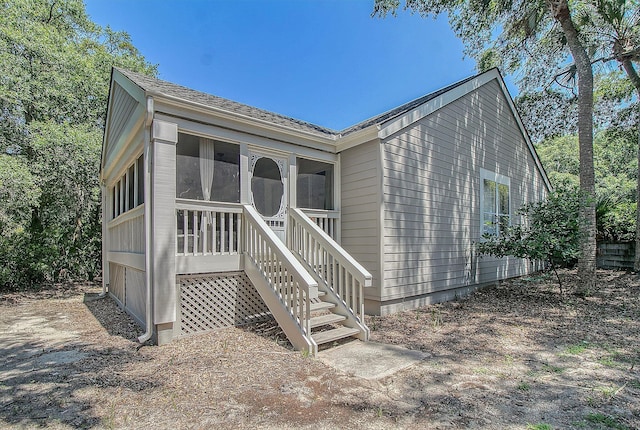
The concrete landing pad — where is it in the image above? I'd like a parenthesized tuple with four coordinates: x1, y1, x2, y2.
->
(318, 341, 428, 380)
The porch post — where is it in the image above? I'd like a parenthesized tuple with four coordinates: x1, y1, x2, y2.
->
(151, 119, 178, 344)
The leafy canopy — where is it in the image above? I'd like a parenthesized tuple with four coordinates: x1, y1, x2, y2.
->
(0, 0, 156, 289)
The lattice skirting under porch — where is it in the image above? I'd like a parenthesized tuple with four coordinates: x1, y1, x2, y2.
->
(177, 272, 271, 336)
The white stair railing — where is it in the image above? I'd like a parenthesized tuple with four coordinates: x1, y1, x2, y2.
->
(288, 208, 372, 328)
(243, 205, 318, 355)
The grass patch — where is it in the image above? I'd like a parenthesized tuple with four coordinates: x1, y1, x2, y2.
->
(564, 341, 590, 355)
(585, 412, 628, 430)
(542, 363, 564, 374)
(517, 381, 531, 391)
(598, 355, 626, 369)
(527, 423, 553, 430)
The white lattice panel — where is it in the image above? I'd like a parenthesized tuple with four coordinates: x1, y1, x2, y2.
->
(178, 272, 271, 336)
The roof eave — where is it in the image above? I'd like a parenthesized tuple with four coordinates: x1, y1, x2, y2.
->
(335, 125, 381, 152)
(144, 89, 340, 151)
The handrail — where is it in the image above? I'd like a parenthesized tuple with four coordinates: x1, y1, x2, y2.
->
(243, 205, 317, 352)
(300, 208, 340, 241)
(288, 207, 372, 323)
(175, 199, 243, 212)
(300, 208, 339, 219)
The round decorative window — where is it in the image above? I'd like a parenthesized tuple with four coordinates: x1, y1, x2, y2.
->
(251, 157, 283, 217)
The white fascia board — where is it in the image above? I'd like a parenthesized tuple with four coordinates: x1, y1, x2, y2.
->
(379, 69, 502, 140)
(335, 125, 381, 153)
(148, 92, 339, 154)
(112, 69, 147, 104)
(101, 69, 147, 178)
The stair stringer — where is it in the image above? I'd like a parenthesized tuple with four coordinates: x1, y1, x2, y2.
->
(244, 255, 318, 356)
(296, 259, 370, 342)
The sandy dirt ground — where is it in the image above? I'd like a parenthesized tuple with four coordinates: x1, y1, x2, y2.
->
(0, 269, 638, 429)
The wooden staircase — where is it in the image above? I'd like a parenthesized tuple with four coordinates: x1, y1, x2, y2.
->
(309, 291, 361, 347)
(243, 205, 372, 356)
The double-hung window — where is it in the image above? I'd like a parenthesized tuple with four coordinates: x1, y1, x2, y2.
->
(480, 168, 510, 236)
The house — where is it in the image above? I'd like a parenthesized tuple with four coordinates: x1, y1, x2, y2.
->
(100, 67, 551, 354)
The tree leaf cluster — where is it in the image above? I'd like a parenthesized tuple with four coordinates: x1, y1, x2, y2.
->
(536, 129, 638, 241)
(0, 0, 156, 290)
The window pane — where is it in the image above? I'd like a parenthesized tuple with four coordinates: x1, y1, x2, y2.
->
(482, 179, 496, 235)
(296, 158, 334, 210)
(498, 183, 510, 234)
(498, 183, 509, 215)
(112, 186, 117, 219)
(137, 155, 144, 206)
(127, 165, 135, 210)
(483, 179, 496, 213)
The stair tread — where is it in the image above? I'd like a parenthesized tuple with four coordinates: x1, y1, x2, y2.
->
(312, 326, 360, 345)
(309, 313, 346, 328)
(310, 301, 335, 312)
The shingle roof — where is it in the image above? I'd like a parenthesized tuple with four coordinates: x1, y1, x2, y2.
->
(116, 68, 484, 138)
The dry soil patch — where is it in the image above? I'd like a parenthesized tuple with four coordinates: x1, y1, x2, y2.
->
(0, 270, 638, 429)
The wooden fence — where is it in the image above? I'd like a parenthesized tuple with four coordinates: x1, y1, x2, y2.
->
(596, 241, 635, 270)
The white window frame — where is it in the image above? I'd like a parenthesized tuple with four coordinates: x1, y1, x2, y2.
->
(480, 168, 511, 237)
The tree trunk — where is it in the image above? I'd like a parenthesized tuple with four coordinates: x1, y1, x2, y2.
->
(548, 0, 597, 293)
(614, 43, 640, 271)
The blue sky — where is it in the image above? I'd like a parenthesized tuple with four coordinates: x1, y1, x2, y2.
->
(86, 0, 488, 130)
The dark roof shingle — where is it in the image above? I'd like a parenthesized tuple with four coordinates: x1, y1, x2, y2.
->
(117, 68, 484, 138)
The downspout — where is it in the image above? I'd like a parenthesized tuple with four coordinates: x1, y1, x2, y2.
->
(138, 95, 154, 344)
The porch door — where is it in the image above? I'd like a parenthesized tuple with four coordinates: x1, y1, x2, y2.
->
(249, 150, 288, 242)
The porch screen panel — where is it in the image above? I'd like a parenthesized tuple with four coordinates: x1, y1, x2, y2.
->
(176, 133, 239, 203)
(296, 158, 334, 210)
(251, 157, 283, 216)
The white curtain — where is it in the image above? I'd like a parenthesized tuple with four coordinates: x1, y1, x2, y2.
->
(199, 138, 215, 247)
(199, 138, 215, 201)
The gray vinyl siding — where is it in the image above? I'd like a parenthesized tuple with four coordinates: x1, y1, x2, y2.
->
(381, 79, 547, 301)
(340, 140, 381, 300)
(105, 82, 140, 165)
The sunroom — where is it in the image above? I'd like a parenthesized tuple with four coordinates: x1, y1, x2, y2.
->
(101, 68, 371, 355)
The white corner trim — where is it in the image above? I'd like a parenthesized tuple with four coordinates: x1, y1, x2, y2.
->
(379, 69, 501, 140)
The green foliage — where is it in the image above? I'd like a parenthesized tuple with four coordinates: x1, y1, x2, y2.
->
(585, 412, 629, 430)
(476, 186, 583, 269)
(0, 0, 155, 290)
(0, 154, 39, 235)
(536, 130, 638, 241)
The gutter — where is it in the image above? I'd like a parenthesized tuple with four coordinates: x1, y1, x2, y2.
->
(138, 95, 154, 344)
